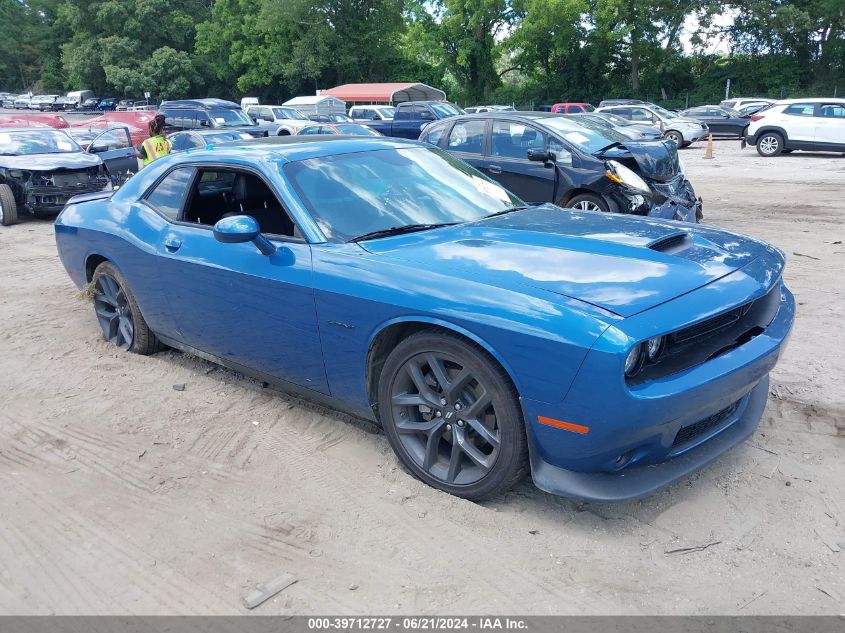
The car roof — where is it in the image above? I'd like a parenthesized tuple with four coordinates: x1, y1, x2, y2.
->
(160, 98, 241, 110)
(774, 97, 845, 104)
(182, 135, 421, 164)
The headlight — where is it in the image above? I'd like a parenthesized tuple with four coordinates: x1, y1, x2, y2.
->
(624, 344, 643, 377)
(646, 336, 664, 362)
(606, 160, 651, 195)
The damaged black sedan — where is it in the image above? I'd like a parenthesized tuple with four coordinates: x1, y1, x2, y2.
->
(421, 112, 702, 223)
(0, 128, 120, 226)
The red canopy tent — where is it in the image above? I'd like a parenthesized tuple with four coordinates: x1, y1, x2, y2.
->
(321, 83, 446, 105)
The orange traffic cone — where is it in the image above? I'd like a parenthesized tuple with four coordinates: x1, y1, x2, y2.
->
(704, 133, 714, 159)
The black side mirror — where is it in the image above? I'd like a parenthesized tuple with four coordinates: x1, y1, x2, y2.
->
(527, 149, 552, 163)
(199, 119, 210, 127)
(420, 111, 435, 121)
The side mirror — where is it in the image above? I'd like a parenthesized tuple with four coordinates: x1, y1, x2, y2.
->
(527, 149, 552, 163)
(420, 111, 435, 121)
(213, 215, 276, 256)
(199, 119, 210, 127)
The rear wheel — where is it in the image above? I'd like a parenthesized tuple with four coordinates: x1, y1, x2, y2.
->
(566, 193, 609, 213)
(0, 184, 18, 226)
(377, 331, 528, 500)
(756, 132, 784, 157)
(91, 262, 162, 354)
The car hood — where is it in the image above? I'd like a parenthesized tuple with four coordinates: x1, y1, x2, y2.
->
(600, 140, 680, 182)
(362, 206, 774, 318)
(0, 152, 102, 171)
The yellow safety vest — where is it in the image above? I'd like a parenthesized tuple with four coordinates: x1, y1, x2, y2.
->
(141, 135, 171, 166)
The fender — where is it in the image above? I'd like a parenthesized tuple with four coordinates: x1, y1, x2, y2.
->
(366, 314, 524, 396)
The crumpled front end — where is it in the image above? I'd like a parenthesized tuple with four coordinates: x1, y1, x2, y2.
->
(645, 175, 703, 223)
(18, 167, 112, 214)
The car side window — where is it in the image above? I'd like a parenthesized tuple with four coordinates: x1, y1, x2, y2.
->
(491, 120, 545, 159)
(170, 134, 188, 152)
(609, 108, 631, 119)
(145, 167, 196, 220)
(548, 138, 573, 166)
(90, 129, 131, 152)
(629, 108, 653, 123)
(420, 124, 447, 147)
(447, 120, 485, 154)
(818, 104, 845, 119)
(180, 168, 297, 237)
(784, 103, 816, 117)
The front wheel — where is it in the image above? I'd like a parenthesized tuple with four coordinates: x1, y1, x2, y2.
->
(756, 132, 784, 157)
(377, 331, 528, 500)
(566, 193, 609, 213)
(0, 184, 19, 226)
(91, 262, 162, 354)
(664, 130, 683, 146)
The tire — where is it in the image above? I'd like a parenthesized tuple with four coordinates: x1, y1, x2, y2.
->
(756, 132, 784, 157)
(664, 130, 683, 146)
(377, 330, 528, 501)
(566, 193, 609, 213)
(91, 261, 162, 355)
(0, 184, 18, 226)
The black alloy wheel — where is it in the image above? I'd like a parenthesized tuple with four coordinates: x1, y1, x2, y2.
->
(378, 331, 527, 500)
(91, 262, 162, 354)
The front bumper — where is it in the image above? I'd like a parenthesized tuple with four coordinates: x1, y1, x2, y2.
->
(522, 273, 795, 502)
(645, 176, 701, 223)
(527, 377, 769, 502)
(24, 179, 111, 215)
(685, 126, 708, 143)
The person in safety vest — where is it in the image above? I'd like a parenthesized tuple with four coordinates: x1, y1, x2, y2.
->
(136, 114, 171, 166)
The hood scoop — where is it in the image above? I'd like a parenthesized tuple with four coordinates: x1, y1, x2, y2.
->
(647, 231, 691, 254)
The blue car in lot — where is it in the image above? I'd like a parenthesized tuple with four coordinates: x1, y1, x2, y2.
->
(54, 136, 794, 502)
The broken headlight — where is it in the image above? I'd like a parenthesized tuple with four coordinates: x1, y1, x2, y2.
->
(606, 160, 651, 196)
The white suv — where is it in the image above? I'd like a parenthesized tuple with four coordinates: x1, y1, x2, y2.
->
(245, 105, 314, 135)
(745, 98, 845, 156)
(595, 103, 708, 147)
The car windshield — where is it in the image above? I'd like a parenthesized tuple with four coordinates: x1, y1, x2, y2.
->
(582, 104, 595, 112)
(208, 108, 253, 127)
(431, 102, 464, 117)
(335, 124, 381, 136)
(597, 112, 631, 126)
(538, 116, 628, 153)
(0, 130, 81, 155)
(272, 107, 308, 120)
(650, 104, 678, 120)
(722, 107, 742, 117)
(284, 146, 522, 242)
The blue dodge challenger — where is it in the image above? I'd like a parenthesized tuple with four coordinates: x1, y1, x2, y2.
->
(54, 136, 794, 502)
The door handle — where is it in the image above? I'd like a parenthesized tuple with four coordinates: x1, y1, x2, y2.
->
(164, 237, 182, 252)
(487, 165, 502, 174)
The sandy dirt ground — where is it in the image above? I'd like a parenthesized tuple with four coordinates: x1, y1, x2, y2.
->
(0, 139, 843, 615)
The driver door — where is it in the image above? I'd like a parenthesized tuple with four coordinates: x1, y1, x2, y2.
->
(146, 165, 330, 394)
(88, 127, 137, 182)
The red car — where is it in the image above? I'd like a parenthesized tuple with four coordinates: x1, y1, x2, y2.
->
(550, 102, 594, 114)
(72, 111, 156, 146)
(0, 113, 70, 128)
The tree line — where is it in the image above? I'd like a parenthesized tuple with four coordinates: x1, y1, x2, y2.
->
(1, 0, 842, 107)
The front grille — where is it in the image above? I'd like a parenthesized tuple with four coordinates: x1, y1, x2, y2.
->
(672, 302, 751, 344)
(628, 282, 782, 385)
(671, 400, 741, 451)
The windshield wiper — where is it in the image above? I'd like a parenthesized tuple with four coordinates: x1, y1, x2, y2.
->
(485, 205, 528, 219)
(348, 222, 457, 243)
